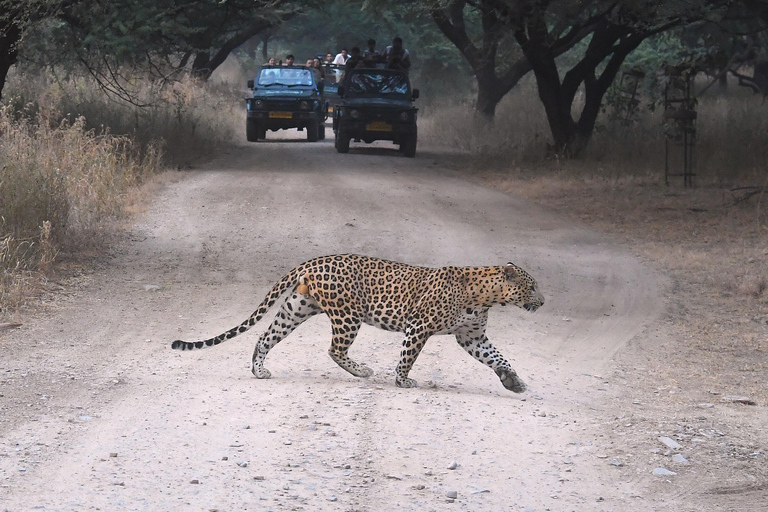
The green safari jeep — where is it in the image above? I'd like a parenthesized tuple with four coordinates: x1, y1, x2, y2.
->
(332, 68, 419, 157)
(246, 66, 326, 142)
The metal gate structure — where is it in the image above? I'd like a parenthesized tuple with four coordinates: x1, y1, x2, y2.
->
(663, 65, 697, 187)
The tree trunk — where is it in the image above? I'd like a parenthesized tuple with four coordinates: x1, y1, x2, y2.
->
(261, 35, 269, 63)
(526, 45, 577, 154)
(0, 21, 21, 100)
(191, 51, 211, 78)
(475, 70, 504, 119)
(520, 12, 647, 157)
(754, 60, 768, 95)
(430, 2, 527, 121)
(191, 21, 274, 80)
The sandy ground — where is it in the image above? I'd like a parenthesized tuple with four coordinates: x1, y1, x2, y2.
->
(1, 130, 765, 511)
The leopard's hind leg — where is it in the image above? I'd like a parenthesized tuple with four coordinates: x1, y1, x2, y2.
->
(251, 291, 321, 379)
(327, 317, 373, 378)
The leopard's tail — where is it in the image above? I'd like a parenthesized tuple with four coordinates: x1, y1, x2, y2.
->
(170, 266, 304, 351)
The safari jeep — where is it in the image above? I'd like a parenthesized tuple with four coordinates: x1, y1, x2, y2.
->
(322, 63, 345, 117)
(332, 68, 419, 157)
(246, 66, 326, 142)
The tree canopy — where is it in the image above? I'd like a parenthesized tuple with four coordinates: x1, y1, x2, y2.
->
(4, 0, 768, 155)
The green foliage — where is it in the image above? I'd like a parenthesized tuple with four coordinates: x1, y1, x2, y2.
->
(233, 0, 474, 101)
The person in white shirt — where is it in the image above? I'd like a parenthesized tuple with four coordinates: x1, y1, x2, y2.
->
(333, 48, 349, 65)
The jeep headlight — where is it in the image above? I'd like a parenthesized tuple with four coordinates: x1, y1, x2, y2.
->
(300, 100, 309, 110)
(254, 99, 265, 109)
(350, 109, 360, 119)
(399, 111, 410, 121)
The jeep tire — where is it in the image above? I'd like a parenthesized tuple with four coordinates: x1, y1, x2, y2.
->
(246, 119, 259, 142)
(307, 122, 319, 142)
(335, 130, 350, 153)
(400, 133, 417, 157)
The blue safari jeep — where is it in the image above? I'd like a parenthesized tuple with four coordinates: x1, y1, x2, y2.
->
(246, 66, 327, 142)
(332, 68, 419, 157)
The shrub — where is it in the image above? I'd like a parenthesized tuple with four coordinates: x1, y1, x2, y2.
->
(0, 105, 161, 311)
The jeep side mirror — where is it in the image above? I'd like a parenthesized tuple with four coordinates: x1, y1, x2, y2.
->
(247, 79, 254, 89)
(412, 88, 420, 100)
(338, 86, 344, 97)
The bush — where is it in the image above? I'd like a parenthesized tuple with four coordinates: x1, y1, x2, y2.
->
(421, 76, 768, 185)
(1, 68, 242, 313)
(0, 105, 161, 311)
(4, 70, 241, 166)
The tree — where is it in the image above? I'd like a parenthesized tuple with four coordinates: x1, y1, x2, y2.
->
(429, 2, 530, 118)
(421, 1, 714, 155)
(0, 7, 22, 100)
(60, 0, 301, 80)
(513, 2, 685, 155)
(0, 0, 56, 99)
(1, 0, 304, 101)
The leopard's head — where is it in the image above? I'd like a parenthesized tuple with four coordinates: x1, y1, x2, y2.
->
(500, 263, 544, 312)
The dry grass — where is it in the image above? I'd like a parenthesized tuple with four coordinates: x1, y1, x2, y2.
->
(420, 79, 551, 163)
(4, 71, 241, 166)
(0, 94, 157, 314)
(422, 78, 768, 184)
(0, 69, 243, 315)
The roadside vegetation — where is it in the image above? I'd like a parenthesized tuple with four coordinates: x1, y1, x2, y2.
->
(0, 73, 238, 315)
(421, 75, 768, 185)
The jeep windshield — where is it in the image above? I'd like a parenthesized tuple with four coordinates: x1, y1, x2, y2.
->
(257, 67, 315, 87)
(345, 71, 409, 98)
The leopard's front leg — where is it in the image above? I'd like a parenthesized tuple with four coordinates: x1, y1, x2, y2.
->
(455, 328, 527, 393)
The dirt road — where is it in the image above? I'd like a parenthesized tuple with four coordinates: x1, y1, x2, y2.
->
(1, 131, 738, 511)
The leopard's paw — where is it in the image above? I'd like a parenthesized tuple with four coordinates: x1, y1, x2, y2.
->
(496, 369, 526, 393)
(357, 366, 374, 378)
(395, 377, 418, 388)
(252, 366, 272, 379)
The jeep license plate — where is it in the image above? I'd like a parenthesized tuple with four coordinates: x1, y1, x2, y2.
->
(269, 112, 293, 119)
(366, 121, 392, 132)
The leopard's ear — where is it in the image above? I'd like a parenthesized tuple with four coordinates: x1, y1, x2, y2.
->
(504, 264, 518, 281)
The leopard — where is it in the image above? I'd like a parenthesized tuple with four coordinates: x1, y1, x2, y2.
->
(171, 254, 544, 392)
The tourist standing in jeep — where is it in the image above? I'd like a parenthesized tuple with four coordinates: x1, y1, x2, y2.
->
(363, 39, 385, 68)
(384, 37, 411, 72)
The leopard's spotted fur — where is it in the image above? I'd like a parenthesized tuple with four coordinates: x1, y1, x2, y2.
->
(171, 254, 544, 392)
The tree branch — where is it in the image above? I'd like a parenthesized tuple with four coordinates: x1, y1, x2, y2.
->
(430, 1, 481, 70)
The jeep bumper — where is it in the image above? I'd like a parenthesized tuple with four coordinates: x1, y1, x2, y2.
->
(338, 120, 416, 140)
(247, 110, 319, 130)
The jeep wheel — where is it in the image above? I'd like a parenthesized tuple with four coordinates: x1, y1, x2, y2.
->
(246, 119, 259, 142)
(400, 133, 417, 157)
(319, 123, 326, 140)
(307, 122, 319, 142)
(335, 131, 350, 153)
